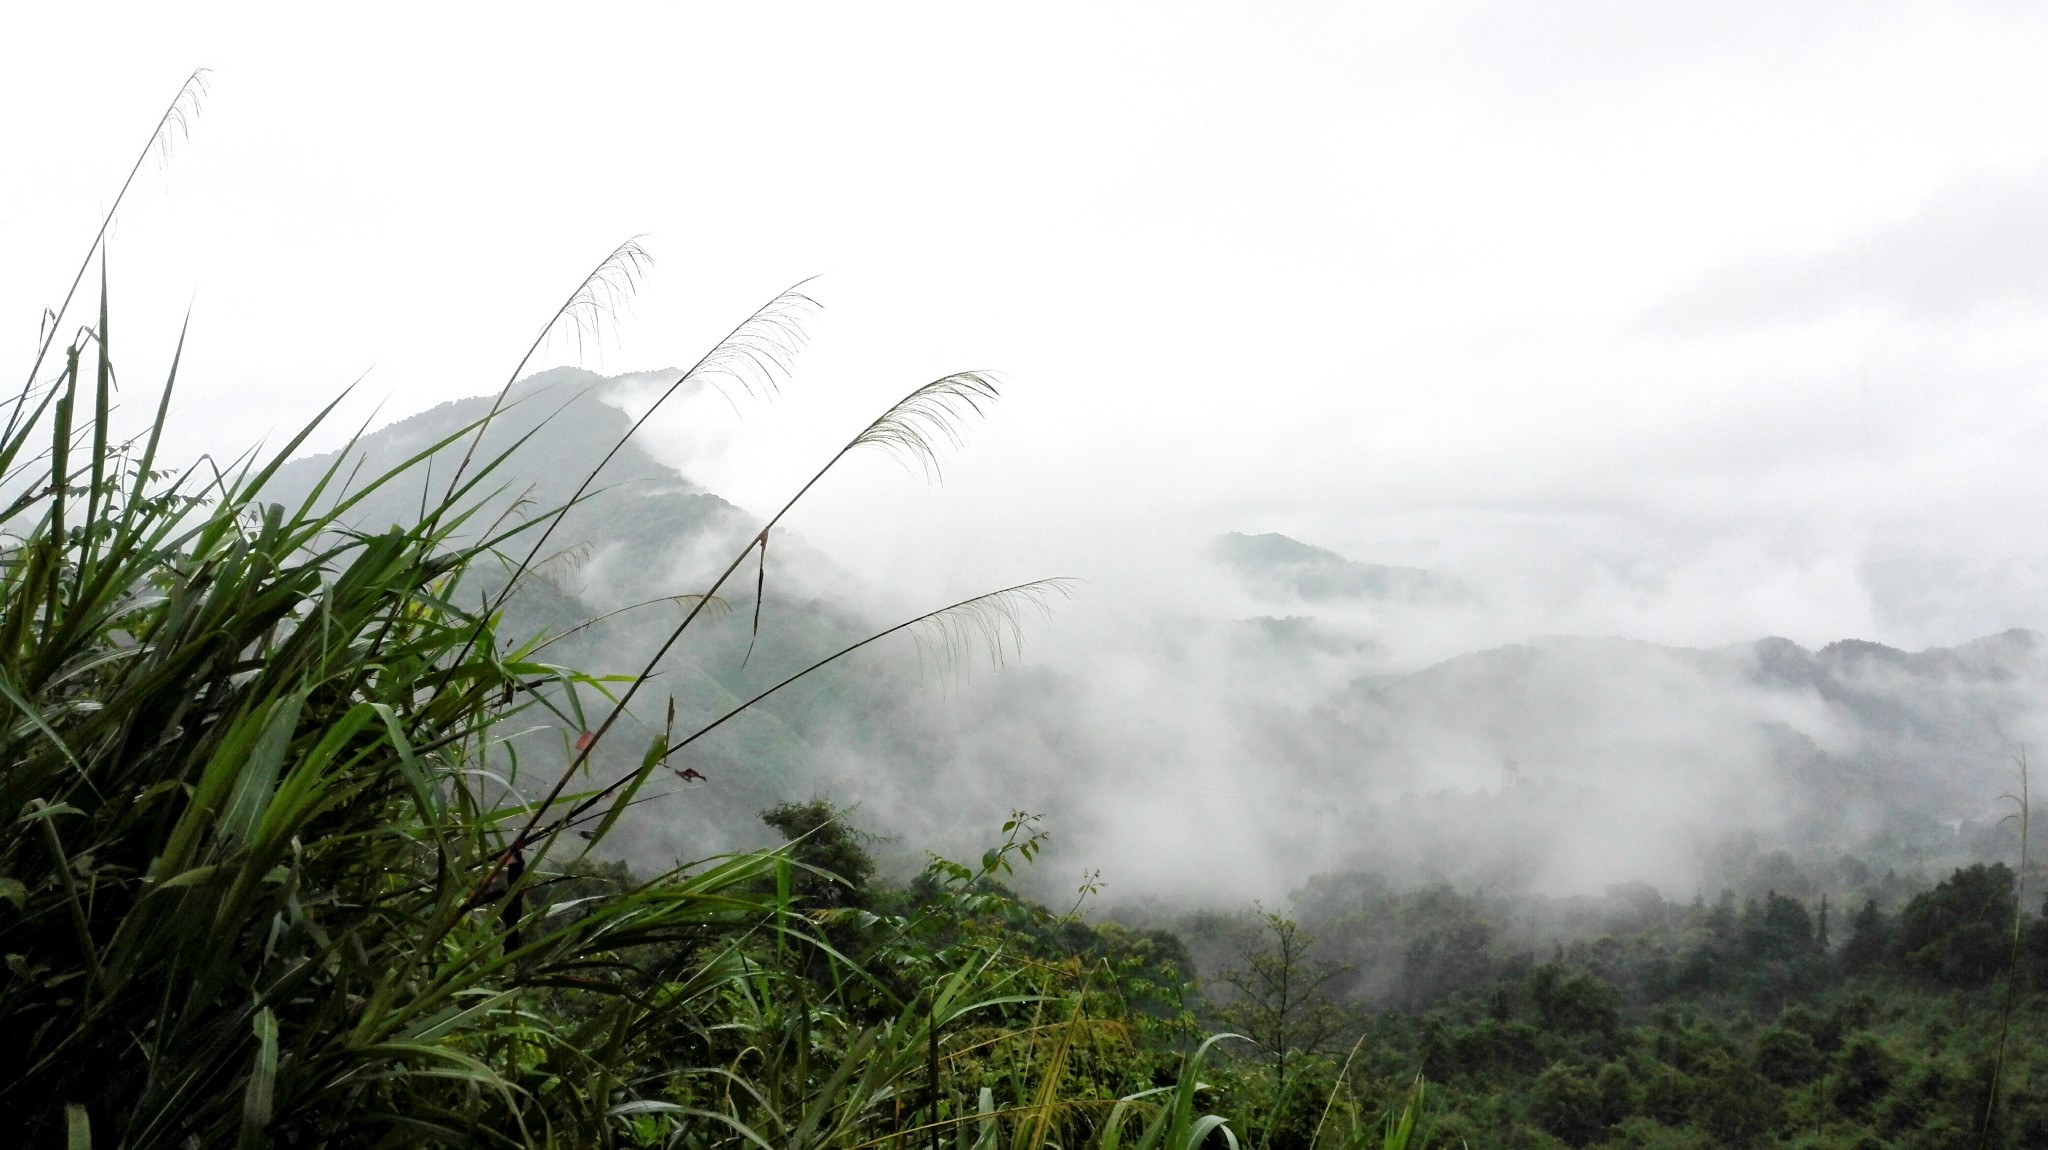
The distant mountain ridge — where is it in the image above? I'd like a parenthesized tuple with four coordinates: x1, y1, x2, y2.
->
(1212, 531, 1469, 605)
(1334, 627, 2045, 772)
(1302, 627, 2043, 891)
(1747, 628, 2041, 687)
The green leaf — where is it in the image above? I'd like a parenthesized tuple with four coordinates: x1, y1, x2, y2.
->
(65, 1103, 89, 1150)
(221, 694, 304, 846)
(0, 877, 25, 911)
(0, 673, 81, 770)
(147, 866, 218, 892)
(369, 702, 443, 821)
(239, 1007, 278, 1150)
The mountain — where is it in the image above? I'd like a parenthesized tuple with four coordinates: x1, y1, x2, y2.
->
(267, 367, 758, 600)
(266, 368, 898, 860)
(1212, 531, 1469, 605)
(261, 370, 2045, 898)
(1299, 630, 2043, 894)
(1327, 629, 2043, 808)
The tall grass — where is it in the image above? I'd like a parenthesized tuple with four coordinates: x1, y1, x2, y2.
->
(0, 78, 1430, 1150)
(0, 247, 805, 1142)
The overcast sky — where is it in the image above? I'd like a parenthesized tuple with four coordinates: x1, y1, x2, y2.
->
(11, 2, 2048, 653)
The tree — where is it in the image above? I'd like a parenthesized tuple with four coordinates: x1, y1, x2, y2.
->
(761, 799, 878, 910)
(1693, 1051, 1783, 1147)
(1841, 899, 1891, 973)
(1896, 863, 2016, 986)
(1593, 1060, 1638, 1128)
(1755, 1027, 1824, 1086)
(1530, 1063, 1605, 1146)
(1529, 964, 1620, 1038)
(1397, 885, 1498, 1006)
(1753, 891, 1816, 961)
(1641, 1065, 1692, 1127)
(1830, 1034, 1899, 1118)
(1706, 889, 1739, 940)
(1217, 909, 1351, 1079)
(759, 801, 890, 999)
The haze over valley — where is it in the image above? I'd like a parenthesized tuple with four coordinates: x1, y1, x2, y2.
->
(16, 9, 2048, 1145)
(275, 367, 2046, 911)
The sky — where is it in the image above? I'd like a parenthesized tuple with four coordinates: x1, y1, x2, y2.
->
(11, 2, 2048, 654)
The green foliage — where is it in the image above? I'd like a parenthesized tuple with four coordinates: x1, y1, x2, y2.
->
(0, 85, 1228, 1150)
(1530, 965, 1621, 1039)
(1529, 1062, 1606, 1146)
(1829, 1033, 1902, 1119)
(15, 76, 2048, 1150)
(1895, 863, 2016, 986)
(1692, 1051, 1783, 1146)
(1756, 1026, 1826, 1086)
(1166, 851, 2048, 1148)
(763, 799, 879, 909)
(1841, 899, 1893, 973)
(1217, 911, 1355, 1081)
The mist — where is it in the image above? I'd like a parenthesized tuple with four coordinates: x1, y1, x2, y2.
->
(14, 3, 2048, 916)
(242, 363, 2046, 928)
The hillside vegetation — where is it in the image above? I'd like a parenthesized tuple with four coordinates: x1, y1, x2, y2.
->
(0, 83, 1399, 1148)
(5, 79, 2044, 1150)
